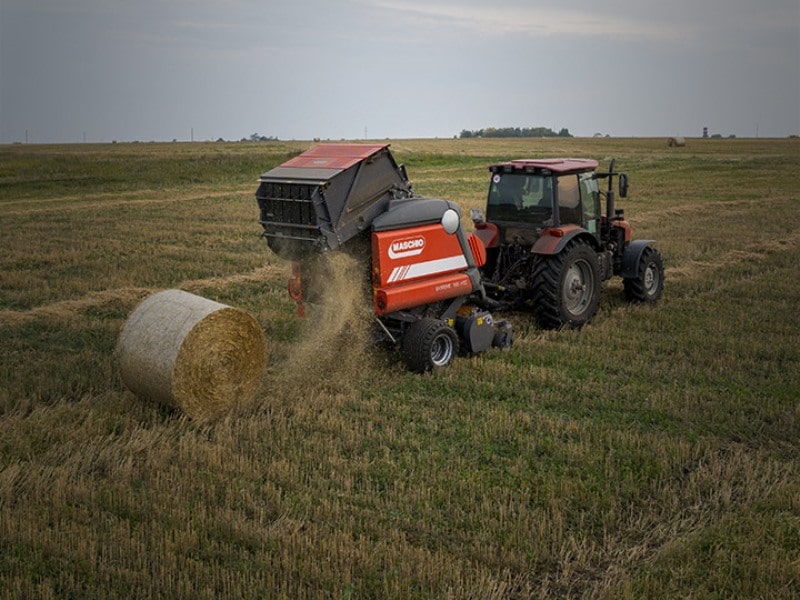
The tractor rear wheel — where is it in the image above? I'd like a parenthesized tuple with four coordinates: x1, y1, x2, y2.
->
(402, 318, 459, 373)
(624, 246, 664, 303)
(531, 239, 601, 329)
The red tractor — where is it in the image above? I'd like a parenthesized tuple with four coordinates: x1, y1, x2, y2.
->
(472, 158, 664, 328)
(256, 145, 663, 371)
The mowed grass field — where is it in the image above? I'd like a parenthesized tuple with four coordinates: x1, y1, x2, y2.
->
(1, 137, 798, 598)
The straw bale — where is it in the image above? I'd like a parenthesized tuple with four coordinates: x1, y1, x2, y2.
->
(116, 289, 267, 420)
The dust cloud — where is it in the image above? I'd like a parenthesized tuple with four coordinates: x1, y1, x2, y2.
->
(276, 251, 378, 393)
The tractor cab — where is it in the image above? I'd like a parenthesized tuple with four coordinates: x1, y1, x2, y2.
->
(480, 159, 601, 246)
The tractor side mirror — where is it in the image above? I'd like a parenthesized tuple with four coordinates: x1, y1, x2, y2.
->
(619, 173, 629, 198)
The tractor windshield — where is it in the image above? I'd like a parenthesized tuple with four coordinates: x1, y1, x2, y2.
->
(486, 172, 554, 225)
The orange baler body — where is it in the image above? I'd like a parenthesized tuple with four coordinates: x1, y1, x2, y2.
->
(371, 223, 474, 315)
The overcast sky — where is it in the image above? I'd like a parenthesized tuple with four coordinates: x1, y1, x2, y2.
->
(1, 0, 798, 143)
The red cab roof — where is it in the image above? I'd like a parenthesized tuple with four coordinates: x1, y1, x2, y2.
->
(490, 158, 599, 174)
(281, 143, 390, 171)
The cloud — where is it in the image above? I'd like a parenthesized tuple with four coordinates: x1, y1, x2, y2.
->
(355, 0, 684, 40)
(355, 0, 800, 47)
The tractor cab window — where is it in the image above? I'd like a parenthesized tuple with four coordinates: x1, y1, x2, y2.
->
(557, 175, 581, 225)
(580, 173, 600, 234)
(487, 172, 553, 224)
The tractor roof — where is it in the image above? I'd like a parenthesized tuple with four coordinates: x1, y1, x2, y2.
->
(489, 158, 599, 174)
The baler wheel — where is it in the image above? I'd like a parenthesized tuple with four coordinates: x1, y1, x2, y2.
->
(623, 246, 664, 303)
(402, 318, 459, 373)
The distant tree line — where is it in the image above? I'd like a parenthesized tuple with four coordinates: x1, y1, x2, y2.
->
(459, 126, 572, 139)
(241, 132, 279, 142)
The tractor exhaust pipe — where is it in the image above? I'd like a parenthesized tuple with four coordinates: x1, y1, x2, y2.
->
(605, 158, 616, 223)
(595, 158, 628, 233)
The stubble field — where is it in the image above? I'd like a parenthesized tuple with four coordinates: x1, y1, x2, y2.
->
(1, 137, 798, 598)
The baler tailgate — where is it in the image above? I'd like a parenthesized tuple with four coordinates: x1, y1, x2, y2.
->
(258, 181, 319, 238)
(257, 144, 411, 258)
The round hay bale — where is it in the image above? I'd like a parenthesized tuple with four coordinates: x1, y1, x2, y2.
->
(116, 289, 267, 420)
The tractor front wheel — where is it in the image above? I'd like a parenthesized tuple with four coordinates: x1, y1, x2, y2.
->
(624, 246, 664, 303)
(402, 318, 459, 373)
(531, 239, 601, 329)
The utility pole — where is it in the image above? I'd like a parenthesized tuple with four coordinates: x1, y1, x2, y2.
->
(191, 127, 194, 142)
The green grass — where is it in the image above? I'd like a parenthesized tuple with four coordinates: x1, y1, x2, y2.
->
(1, 137, 799, 598)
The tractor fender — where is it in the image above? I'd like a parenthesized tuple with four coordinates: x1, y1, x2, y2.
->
(531, 225, 597, 256)
(621, 240, 656, 278)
